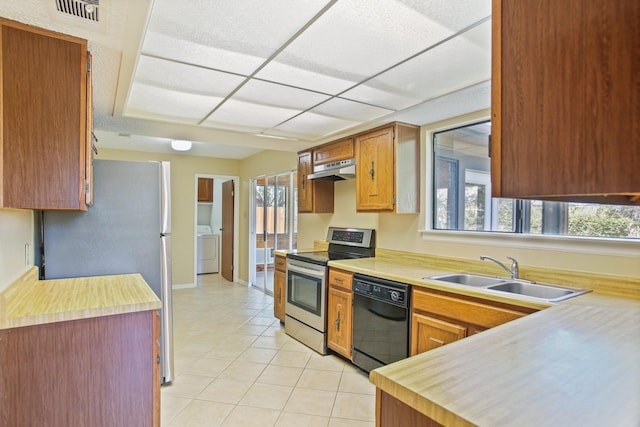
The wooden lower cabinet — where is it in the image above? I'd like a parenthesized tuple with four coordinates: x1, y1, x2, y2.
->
(411, 287, 537, 356)
(274, 270, 286, 322)
(327, 268, 354, 359)
(274, 255, 286, 322)
(377, 389, 444, 427)
(411, 312, 467, 355)
(0, 310, 160, 427)
(327, 286, 353, 358)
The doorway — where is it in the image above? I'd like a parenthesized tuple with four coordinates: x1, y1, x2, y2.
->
(194, 174, 239, 285)
(250, 170, 297, 294)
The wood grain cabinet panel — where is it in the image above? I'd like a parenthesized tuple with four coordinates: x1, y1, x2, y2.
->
(411, 312, 467, 355)
(355, 123, 420, 212)
(492, 0, 640, 204)
(313, 138, 354, 165)
(297, 151, 334, 213)
(327, 286, 353, 359)
(197, 177, 214, 202)
(273, 255, 286, 322)
(327, 268, 354, 359)
(377, 389, 444, 427)
(0, 18, 91, 210)
(411, 287, 536, 356)
(328, 268, 353, 291)
(0, 310, 160, 427)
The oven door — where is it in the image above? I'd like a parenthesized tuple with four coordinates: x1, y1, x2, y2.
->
(285, 259, 326, 332)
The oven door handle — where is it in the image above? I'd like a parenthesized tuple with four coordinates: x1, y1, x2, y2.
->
(288, 264, 325, 279)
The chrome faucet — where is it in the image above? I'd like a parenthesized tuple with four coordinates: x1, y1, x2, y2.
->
(480, 255, 519, 279)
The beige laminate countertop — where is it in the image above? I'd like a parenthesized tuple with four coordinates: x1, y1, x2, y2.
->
(328, 256, 640, 427)
(0, 267, 161, 330)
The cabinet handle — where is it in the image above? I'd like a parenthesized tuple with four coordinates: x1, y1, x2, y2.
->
(335, 311, 341, 332)
(302, 177, 306, 190)
(335, 278, 343, 283)
(369, 161, 375, 181)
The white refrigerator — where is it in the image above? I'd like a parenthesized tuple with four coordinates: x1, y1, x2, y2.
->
(41, 159, 174, 384)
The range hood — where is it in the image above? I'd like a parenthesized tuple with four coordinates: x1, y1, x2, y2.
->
(308, 158, 356, 181)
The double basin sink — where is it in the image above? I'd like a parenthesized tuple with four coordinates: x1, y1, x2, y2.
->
(426, 273, 590, 302)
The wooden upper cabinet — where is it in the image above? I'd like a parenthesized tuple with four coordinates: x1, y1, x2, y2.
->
(313, 138, 354, 165)
(0, 18, 91, 210)
(355, 123, 420, 212)
(492, 0, 640, 204)
(297, 150, 334, 213)
(198, 178, 214, 202)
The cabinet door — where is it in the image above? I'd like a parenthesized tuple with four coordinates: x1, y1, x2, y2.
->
(328, 268, 353, 291)
(274, 270, 286, 322)
(327, 286, 353, 359)
(297, 151, 334, 213)
(297, 152, 313, 212)
(1, 19, 89, 210)
(313, 138, 354, 165)
(410, 312, 466, 356)
(197, 178, 214, 202)
(492, 0, 640, 203)
(356, 126, 395, 211)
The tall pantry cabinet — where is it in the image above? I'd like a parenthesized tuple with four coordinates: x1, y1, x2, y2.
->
(0, 18, 93, 210)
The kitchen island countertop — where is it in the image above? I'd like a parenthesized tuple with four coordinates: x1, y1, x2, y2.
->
(328, 255, 640, 427)
(0, 266, 161, 329)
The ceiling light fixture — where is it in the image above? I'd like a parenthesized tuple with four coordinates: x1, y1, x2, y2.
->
(170, 140, 192, 151)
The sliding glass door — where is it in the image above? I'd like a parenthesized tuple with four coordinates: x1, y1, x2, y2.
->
(251, 170, 297, 294)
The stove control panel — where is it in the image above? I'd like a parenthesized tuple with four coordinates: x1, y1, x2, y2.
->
(327, 227, 375, 248)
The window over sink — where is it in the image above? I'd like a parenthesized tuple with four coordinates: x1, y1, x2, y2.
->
(432, 121, 640, 240)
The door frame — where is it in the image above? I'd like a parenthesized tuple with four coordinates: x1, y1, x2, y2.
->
(193, 174, 239, 285)
(249, 169, 297, 293)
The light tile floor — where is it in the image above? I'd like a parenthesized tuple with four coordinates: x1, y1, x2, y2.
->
(162, 273, 376, 427)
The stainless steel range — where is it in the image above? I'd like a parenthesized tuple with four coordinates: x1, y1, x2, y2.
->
(285, 227, 375, 354)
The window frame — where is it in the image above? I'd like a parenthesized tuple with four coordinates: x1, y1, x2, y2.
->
(421, 115, 640, 257)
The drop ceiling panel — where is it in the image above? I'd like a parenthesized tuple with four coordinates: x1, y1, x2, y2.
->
(126, 82, 223, 123)
(257, 0, 488, 91)
(255, 61, 359, 95)
(142, 0, 333, 75)
(133, 55, 246, 98)
(312, 98, 394, 122)
(203, 98, 302, 130)
(141, 31, 267, 75)
(273, 112, 359, 139)
(342, 20, 491, 110)
(233, 80, 331, 111)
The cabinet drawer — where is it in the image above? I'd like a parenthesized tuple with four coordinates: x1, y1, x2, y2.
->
(329, 269, 353, 291)
(313, 138, 354, 165)
(275, 255, 287, 272)
(412, 288, 531, 329)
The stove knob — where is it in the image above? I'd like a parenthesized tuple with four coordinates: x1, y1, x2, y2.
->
(390, 291, 400, 302)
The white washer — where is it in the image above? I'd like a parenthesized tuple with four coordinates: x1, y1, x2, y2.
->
(197, 226, 219, 274)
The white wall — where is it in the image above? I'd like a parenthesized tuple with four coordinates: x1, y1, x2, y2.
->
(0, 208, 34, 291)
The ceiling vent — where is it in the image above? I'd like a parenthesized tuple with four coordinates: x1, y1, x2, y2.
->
(54, 0, 100, 23)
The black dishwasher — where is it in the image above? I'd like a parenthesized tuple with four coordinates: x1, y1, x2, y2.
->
(352, 274, 410, 372)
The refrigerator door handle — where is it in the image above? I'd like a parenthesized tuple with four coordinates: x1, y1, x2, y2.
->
(161, 234, 174, 383)
(160, 161, 171, 235)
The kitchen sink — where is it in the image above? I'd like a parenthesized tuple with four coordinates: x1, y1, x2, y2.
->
(426, 273, 504, 287)
(486, 281, 590, 302)
(426, 273, 590, 302)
